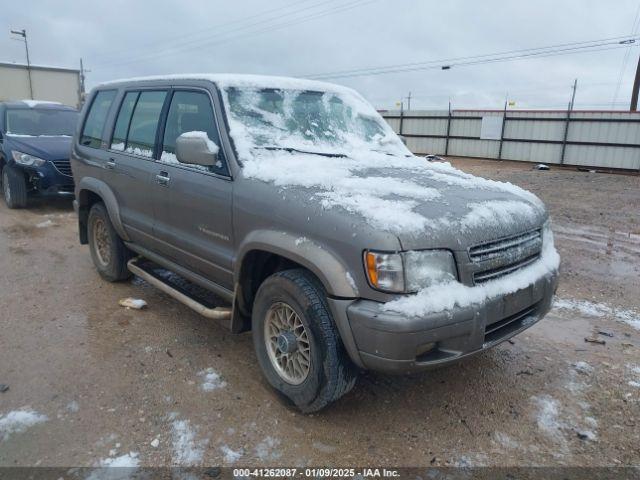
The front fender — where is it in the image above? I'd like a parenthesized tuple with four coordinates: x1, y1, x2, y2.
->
(77, 177, 129, 242)
(235, 230, 358, 298)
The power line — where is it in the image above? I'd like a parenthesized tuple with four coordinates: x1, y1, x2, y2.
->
(304, 36, 640, 80)
(612, 1, 640, 106)
(93, 0, 322, 62)
(307, 36, 636, 78)
(93, 0, 375, 70)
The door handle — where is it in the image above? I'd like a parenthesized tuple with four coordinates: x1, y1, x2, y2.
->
(105, 158, 116, 170)
(156, 171, 170, 186)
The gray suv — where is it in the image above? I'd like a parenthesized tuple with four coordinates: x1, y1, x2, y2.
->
(71, 75, 559, 412)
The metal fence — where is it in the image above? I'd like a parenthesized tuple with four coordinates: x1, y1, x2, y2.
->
(380, 109, 640, 171)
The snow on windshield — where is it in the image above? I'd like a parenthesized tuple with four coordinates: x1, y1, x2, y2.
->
(221, 86, 408, 158)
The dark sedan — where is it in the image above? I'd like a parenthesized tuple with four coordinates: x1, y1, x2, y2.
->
(0, 100, 78, 208)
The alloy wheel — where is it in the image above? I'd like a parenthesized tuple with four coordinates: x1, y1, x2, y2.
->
(264, 301, 311, 385)
(92, 218, 112, 267)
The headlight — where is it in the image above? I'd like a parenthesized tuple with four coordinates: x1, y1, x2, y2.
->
(364, 250, 457, 293)
(12, 151, 46, 167)
(404, 250, 457, 291)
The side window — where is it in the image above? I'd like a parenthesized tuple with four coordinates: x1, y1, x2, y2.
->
(125, 91, 167, 158)
(110, 91, 138, 151)
(161, 91, 227, 174)
(80, 90, 117, 148)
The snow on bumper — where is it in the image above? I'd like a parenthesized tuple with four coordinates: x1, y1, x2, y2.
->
(347, 267, 559, 375)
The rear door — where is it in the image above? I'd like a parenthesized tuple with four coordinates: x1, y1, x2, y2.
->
(106, 89, 168, 247)
(150, 88, 234, 290)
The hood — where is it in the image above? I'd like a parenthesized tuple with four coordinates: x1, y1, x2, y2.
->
(241, 151, 547, 250)
(5, 135, 72, 161)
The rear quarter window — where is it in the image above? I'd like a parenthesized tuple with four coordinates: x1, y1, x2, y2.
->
(80, 90, 117, 148)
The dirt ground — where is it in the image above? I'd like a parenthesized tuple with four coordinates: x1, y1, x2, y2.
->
(0, 157, 639, 471)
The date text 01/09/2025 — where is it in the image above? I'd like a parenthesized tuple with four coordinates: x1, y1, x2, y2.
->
(232, 468, 401, 478)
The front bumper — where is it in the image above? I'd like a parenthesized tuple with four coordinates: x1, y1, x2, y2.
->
(16, 162, 74, 197)
(345, 270, 559, 374)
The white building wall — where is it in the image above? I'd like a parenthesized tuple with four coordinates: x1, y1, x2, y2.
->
(0, 64, 81, 108)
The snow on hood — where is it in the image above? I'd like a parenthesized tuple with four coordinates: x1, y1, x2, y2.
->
(241, 149, 545, 238)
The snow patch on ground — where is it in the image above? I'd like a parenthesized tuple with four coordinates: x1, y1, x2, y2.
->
(627, 364, 640, 389)
(170, 417, 207, 466)
(0, 409, 48, 441)
(35, 219, 54, 228)
(453, 453, 488, 467)
(533, 395, 564, 442)
(255, 436, 282, 461)
(573, 361, 593, 375)
(220, 444, 243, 464)
(383, 227, 559, 316)
(87, 452, 140, 480)
(493, 431, 520, 450)
(197, 368, 226, 391)
(66, 400, 80, 413)
(553, 298, 640, 330)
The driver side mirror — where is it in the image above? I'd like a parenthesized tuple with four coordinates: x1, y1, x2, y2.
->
(176, 132, 219, 166)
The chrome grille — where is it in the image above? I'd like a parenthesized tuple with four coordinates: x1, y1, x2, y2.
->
(51, 159, 72, 177)
(470, 229, 542, 284)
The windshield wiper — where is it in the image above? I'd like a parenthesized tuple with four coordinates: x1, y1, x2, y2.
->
(257, 146, 347, 158)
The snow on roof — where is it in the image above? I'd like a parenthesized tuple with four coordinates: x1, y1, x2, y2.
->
(97, 73, 358, 95)
(20, 100, 62, 108)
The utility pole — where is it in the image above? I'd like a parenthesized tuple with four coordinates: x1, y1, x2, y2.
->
(569, 78, 578, 111)
(10, 29, 33, 100)
(631, 54, 640, 111)
(80, 58, 86, 104)
(560, 79, 577, 165)
(406, 91, 412, 111)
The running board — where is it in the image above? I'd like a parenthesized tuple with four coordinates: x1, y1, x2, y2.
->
(127, 258, 232, 321)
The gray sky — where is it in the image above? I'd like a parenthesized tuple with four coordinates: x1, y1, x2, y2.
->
(2, 0, 640, 110)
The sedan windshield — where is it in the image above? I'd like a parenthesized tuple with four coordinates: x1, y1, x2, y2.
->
(222, 87, 407, 158)
(6, 108, 78, 136)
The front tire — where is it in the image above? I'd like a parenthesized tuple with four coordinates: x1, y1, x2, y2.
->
(252, 269, 357, 413)
(87, 202, 132, 282)
(2, 165, 28, 209)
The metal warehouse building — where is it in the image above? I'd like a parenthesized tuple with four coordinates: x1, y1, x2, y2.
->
(0, 62, 81, 108)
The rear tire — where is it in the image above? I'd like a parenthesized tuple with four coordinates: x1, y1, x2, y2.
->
(252, 269, 357, 413)
(88, 202, 132, 282)
(2, 165, 28, 209)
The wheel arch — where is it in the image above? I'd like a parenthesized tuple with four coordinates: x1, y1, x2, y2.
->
(76, 177, 128, 244)
(231, 231, 359, 333)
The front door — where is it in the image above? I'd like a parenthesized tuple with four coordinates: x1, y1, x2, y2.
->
(151, 89, 234, 290)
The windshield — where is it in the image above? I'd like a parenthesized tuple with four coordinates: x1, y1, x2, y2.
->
(5, 108, 78, 136)
(221, 87, 408, 158)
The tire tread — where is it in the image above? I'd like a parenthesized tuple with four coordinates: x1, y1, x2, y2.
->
(2, 165, 28, 208)
(261, 269, 357, 413)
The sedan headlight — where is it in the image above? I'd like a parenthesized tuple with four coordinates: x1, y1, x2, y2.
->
(12, 151, 46, 167)
(364, 250, 457, 293)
